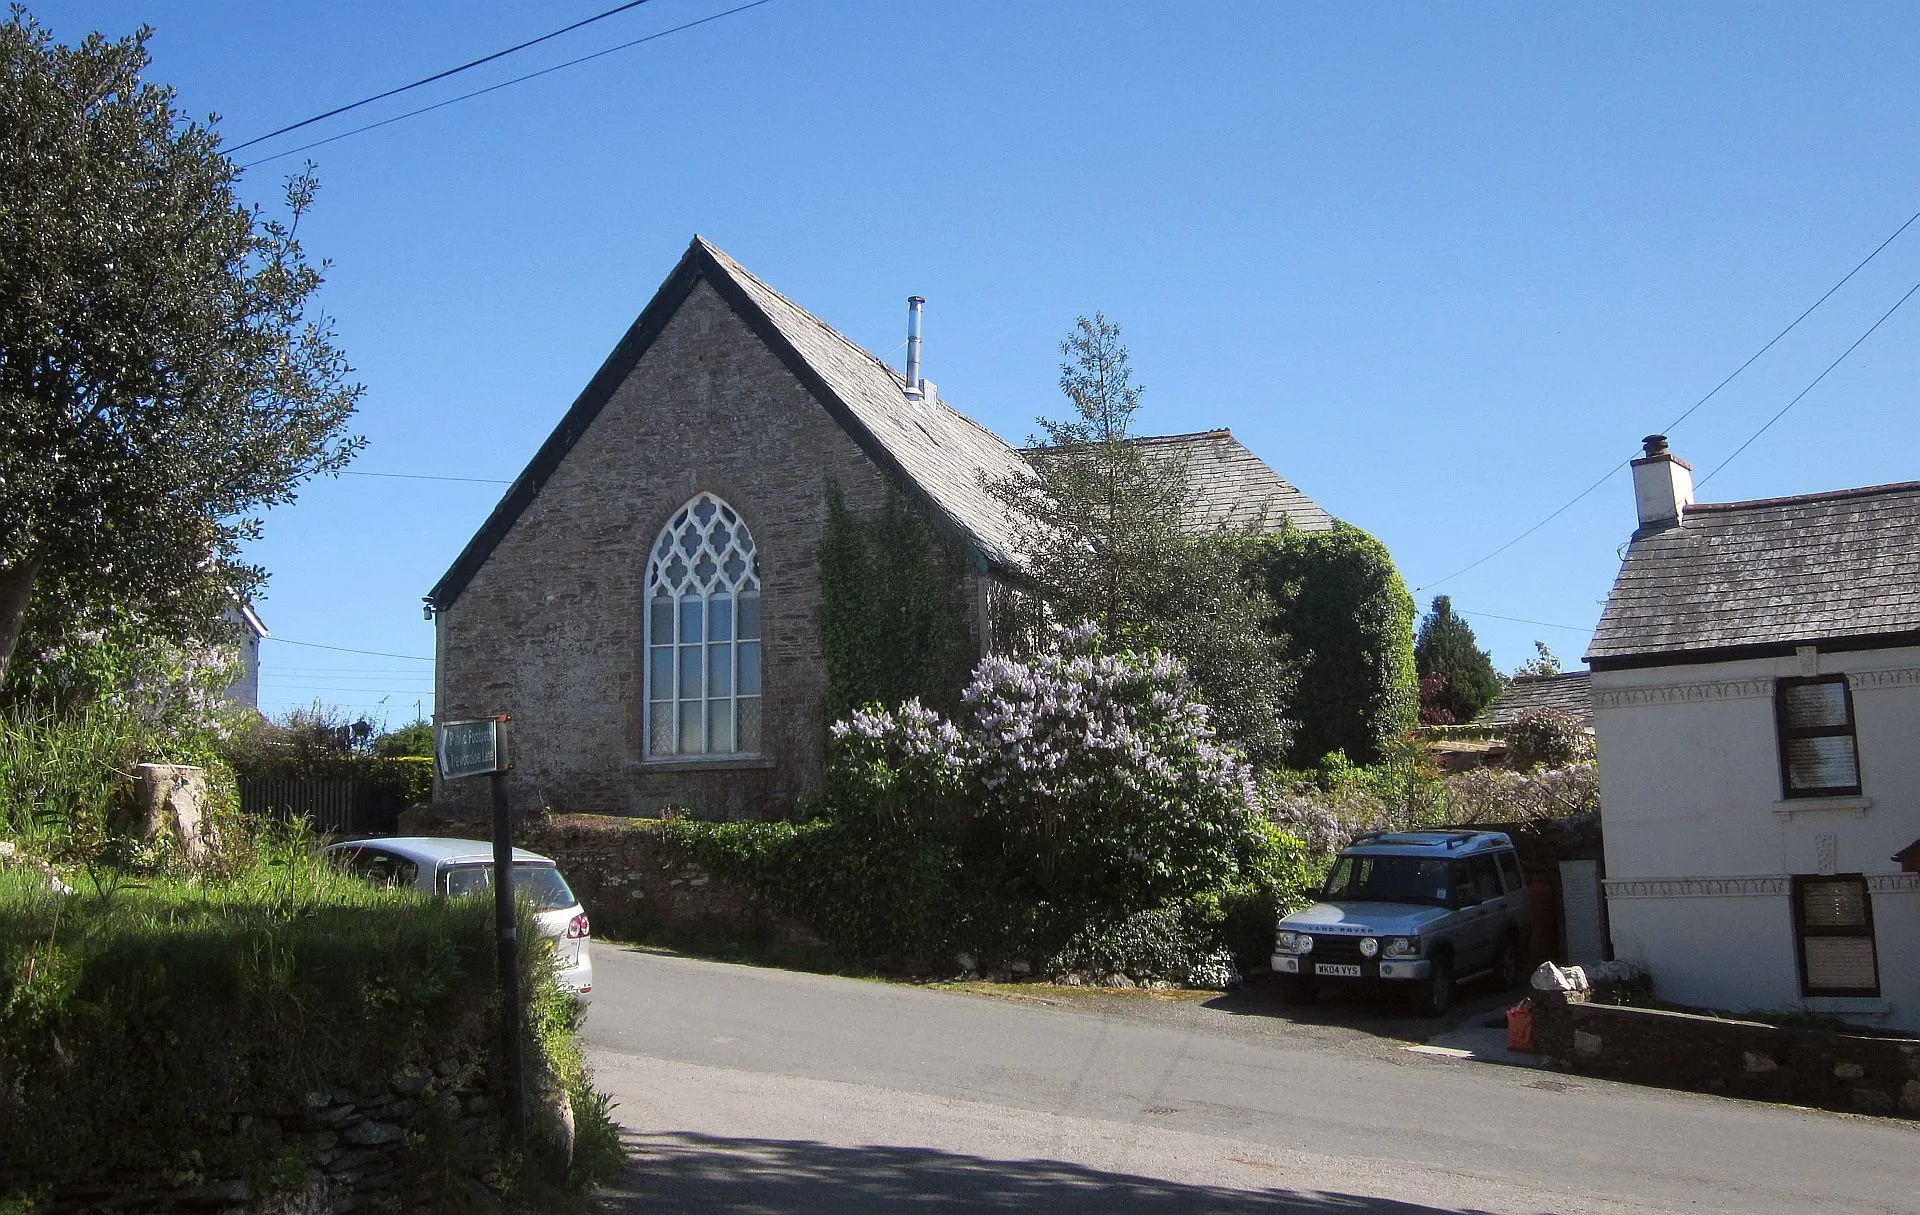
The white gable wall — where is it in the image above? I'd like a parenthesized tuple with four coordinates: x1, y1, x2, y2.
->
(1596, 645, 1920, 1028)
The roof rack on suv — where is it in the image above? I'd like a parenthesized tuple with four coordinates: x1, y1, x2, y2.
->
(1345, 829, 1495, 850)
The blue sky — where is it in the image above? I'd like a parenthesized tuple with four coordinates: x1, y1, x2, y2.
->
(34, 2, 1920, 724)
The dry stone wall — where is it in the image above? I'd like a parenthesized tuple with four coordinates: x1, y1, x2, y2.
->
(1532, 988, 1920, 1115)
(36, 1048, 512, 1214)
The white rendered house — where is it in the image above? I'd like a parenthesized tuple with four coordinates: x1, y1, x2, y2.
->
(1588, 437, 1920, 1029)
(222, 601, 268, 711)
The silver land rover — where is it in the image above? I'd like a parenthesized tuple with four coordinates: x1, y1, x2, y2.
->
(1271, 830, 1531, 1017)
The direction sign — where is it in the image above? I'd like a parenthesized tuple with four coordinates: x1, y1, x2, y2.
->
(438, 717, 510, 780)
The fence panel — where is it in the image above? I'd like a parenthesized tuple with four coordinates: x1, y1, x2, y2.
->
(239, 777, 401, 837)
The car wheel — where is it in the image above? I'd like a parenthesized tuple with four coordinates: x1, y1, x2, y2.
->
(1278, 975, 1318, 1006)
(1494, 935, 1521, 990)
(1410, 955, 1453, 1018)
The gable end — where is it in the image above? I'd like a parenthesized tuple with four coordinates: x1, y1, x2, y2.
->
(429, 238, 994, 612)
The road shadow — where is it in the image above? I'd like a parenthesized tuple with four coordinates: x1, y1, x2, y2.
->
(596, 1130, 1504, 1214)
(1201, 976, 1513, 1043)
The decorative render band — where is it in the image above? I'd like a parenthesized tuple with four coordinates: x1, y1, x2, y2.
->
(1606, 873, 1920, 899)
(1846, 667, 1920, 692)
(1595, 679, 1773, 709)
(1605, 875, 1787, 899)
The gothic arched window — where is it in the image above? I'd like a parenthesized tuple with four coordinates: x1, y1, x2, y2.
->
(644, 494, 761, 756)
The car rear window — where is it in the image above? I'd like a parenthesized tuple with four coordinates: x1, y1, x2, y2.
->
(442, 862, 578, 910)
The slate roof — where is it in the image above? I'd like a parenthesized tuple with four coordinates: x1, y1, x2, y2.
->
(1477, 671, 1593, 728)
(702, 243, 1032, 565)
(1130, 430, 1333, 533)
(1586, 481, 1920, 669)
(430, 238, 1328, 609)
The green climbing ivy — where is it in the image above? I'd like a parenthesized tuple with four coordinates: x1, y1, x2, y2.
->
(817, 479, 976, 722)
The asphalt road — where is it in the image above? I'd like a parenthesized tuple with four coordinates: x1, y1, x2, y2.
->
(583, 944, 1920, 1213)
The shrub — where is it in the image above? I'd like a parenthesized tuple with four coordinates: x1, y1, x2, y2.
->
(1439, 762, 1599, 823)
(222, 709, 436, 815)
(374, 718, 435, 759)
(961, 628, 1261, 922)
(1504, 707, 1592, 770)
(0, 827, 620, 1204)
(1239, 522, 1417, 766)
(681, 629, 1306, 983)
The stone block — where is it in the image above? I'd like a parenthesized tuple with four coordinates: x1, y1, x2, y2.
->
(1834, 1061, 1866, 1080)
(1573, 1029, 1603, 1058)
(1742, 1051, 1778, 1073)
(1850, 1087, 1894, 1113)
(343, 1120, 404, 1147)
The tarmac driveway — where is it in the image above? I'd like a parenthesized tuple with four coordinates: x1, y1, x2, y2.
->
(586, 946, 1920, 1213)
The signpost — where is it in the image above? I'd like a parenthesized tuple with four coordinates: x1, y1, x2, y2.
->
(435, 715, 525, 1152)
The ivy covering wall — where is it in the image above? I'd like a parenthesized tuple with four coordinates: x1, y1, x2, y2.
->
(816, 479, 976, 722)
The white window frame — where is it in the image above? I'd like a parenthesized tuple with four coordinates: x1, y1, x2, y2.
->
(643, 493, 762, 758)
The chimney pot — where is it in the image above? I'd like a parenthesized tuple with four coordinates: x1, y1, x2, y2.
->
(1642, 434, 1669, 458)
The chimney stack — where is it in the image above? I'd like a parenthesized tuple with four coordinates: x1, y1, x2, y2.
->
(904, 296, 925, 399)
(1631, 434, 1694, 532)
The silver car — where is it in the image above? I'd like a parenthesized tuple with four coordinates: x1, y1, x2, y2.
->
(1272, 830, 1530, 1017)
(326, 836, 593, 996)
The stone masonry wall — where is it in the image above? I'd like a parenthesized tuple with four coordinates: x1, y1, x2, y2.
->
(38, 1046, 515, 1214)
(435, 278, 898, 823)
(1532, 990, 1920, 1115)
(403, 806, 821, 953)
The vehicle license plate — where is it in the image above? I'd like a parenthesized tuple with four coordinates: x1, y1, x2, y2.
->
(1314, 963, 1362, 977)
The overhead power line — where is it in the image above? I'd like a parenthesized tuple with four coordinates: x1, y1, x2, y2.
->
(1452, 607, 1591, 634)
(241, 0, 779, 168)
(226, 0, 658, 153)
(1697, 278, 1920, 488)
(342, 470, 514, 485)
(264, 637, 434, 662)
(1414, 204, 1920, 593)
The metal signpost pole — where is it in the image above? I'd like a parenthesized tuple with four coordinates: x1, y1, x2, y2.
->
(490, 760, 527, 1154)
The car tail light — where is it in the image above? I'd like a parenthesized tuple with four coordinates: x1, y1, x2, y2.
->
(566, 913, 590, 939)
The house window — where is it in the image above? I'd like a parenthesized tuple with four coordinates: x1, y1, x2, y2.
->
(1775, 676, 1861, 798)
(644, 494, 761, 757)
(1792, 875, 1879, 997)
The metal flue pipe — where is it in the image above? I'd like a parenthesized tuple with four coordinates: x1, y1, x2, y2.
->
(905, 296, 925, 392)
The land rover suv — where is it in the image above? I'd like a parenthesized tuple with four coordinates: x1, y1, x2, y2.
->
(1271, 830, 1531, 1017)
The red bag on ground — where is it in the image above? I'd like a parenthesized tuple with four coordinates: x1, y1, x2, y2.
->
(1506, 999, 1534, 1053)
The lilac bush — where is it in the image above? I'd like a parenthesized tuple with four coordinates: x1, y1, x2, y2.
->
(816, 627, 1299, 978)
(826, 697, 970, 832)
(962, 625, 1260, 916)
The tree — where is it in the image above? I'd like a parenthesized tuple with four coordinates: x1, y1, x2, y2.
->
(1240, 522, 1417, 766)
(0, 13, 363, 684)
(1413, 596, 1501, 723)
(986, 315, 1294, 765)
(1513, 640, 1562, 677)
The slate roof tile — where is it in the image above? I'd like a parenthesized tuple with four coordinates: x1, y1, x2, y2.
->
(1131, 431, 1334, 533)
(1587, 481, 1920, 664)
(1477, 671, 1593, 727)
(701, 242, 1032, 565)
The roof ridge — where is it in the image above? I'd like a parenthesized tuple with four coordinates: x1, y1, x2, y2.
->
(1125, 429, 1234, 445)
(1688, 479, 1920, 514)
(696, 238, 1023, 459)
(696, 239, 902, 380)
